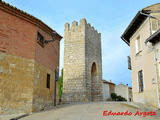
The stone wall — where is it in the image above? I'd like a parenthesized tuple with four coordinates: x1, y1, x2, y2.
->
(0, 52, 59, 114)
(32, 62, 56, 112)
(63, 19, 103, 103)
(0, 53, 34, 114)
(85, 21, 103, 101)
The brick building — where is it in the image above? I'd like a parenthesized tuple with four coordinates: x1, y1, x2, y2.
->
(0, 1, 62, 114)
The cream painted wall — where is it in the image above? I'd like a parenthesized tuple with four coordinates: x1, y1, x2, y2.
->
(115, 84, 129, 101)
(130, 17, 159, 108)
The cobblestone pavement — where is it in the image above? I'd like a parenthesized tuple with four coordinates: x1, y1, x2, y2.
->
(9, 102, 160, 120)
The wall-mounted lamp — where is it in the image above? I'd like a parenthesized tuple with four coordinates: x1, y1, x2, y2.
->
(44, 31, 57, 44)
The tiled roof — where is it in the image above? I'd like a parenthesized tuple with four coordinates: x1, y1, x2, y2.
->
(102, 80, 115, 85)
(0, 0, 62, 39)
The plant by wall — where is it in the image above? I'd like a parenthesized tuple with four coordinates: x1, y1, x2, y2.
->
(111, 93, 117, 101)
(58, 69, 63, 100)
(111, 93, 127, 101)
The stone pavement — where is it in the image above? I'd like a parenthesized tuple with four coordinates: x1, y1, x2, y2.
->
(2, 102, 160, 120)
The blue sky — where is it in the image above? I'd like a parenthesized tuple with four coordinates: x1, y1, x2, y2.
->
(4, 0, 160, 87)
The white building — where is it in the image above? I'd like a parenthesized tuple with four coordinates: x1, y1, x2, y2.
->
(102, 80, 115, 101)
(115, 84, 133, 101)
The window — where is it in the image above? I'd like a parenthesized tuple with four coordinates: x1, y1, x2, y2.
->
(37, 32, 44, 47)
(151, 19, 159, 34)
(46, 74, 50, 89)
(138, 70, 144, 92)
(135, 36, 141, 54)
(128, 56, 131, 70)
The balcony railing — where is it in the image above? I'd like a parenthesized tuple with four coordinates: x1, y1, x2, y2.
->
(128, 56, 131, 70)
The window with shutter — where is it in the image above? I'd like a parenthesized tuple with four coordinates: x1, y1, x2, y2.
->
(138, 70, 144, 92)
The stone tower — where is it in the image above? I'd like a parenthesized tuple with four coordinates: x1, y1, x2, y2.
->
(63, 18, 103, 103)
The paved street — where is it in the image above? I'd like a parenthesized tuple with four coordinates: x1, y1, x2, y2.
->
(17, 102, 160, 120)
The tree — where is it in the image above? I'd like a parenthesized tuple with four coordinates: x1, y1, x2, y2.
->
(58, 69, 63, 102)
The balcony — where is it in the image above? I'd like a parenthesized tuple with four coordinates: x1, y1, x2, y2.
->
(128, 56, 131, 70)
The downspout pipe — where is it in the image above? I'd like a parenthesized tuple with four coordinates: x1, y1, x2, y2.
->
(153, 47, 160, 108)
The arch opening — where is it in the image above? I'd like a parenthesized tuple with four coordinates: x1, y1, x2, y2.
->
(91, 62, 98, 101)
(91, 62, 97, 76)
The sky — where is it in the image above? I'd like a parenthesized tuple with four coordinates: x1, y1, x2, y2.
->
(4, 0, 160, 87)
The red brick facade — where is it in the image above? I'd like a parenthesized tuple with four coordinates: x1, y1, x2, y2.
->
(0, 1, 62, 70)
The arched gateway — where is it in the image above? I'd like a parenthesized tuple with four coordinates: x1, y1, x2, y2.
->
(63, 19, 103, 103)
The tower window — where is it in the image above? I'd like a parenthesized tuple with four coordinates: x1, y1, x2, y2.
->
(47, 74, 50, 89)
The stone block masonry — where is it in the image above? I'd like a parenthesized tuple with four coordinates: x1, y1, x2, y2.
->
(63, 18, 103, 103)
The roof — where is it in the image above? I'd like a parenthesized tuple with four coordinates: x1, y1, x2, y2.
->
(128, 87, 132, 89)
(102, 80, 115, 85)
(0, 1, 62, 40)
(121, 11, 148, 45)
(145, 29, 160, 44)
(121, 3, 160, 46)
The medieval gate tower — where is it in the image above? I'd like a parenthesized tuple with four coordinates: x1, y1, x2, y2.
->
(63, 18, 103, 103)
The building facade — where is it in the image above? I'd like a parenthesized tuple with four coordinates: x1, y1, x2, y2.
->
(0, 1, 62, 114)
(121, 3, 160, 108)
(115, 84, 133, 102)
(63, 19, 103, 103)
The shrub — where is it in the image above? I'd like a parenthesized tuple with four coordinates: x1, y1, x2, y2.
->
(111, 93, 127, 101)
(111, 93, 117, 101)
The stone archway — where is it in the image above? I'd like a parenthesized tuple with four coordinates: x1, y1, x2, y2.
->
(91, 62, 98, 101)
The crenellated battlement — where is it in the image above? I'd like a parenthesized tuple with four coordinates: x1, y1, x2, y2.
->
(64, 18, 100, 35)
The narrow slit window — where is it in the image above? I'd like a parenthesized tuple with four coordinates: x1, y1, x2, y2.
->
(47, 74, 50, 89)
